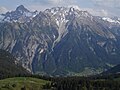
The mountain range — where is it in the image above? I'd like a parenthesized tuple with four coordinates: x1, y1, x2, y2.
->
(0, 5, 120, 76)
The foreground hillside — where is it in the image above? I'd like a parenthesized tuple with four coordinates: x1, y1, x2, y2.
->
(0, 74, 120, 90)
(0, 49, 29, 79)
(1, 75, 120, 90)
(0, 77, 50, 90)
(51, 74, 120, 90)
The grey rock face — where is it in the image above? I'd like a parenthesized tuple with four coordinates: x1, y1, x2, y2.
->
(0, 5, 120, 76)
(1, 5, 38, 23)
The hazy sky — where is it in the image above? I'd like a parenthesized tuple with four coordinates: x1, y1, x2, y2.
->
(0, 0, 120, 17)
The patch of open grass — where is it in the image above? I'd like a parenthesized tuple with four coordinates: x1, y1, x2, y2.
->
(0, 77, 50, 90)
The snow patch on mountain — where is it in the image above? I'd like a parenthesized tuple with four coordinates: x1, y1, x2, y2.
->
(40, 49, 44, 54)
(102, 17, 120, 24)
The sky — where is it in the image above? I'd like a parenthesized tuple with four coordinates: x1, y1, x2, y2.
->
(0, 0, 120, 17)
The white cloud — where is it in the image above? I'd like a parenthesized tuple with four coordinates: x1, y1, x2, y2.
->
(90, 0, 120, 16)
(27, 2, 110, 17)
(29, 0, 117, 16)
(27, 0, 78, 11)
(27, 4, 48, 11)
(48, 0, 61, 4)
(82, 8, 108, 16)
(100, 9, 108, 16)
(1, 0, 118, 17)
(32, 0, 77, 6)
(0, 7, 8, 14)
(91, 0, 120, 8)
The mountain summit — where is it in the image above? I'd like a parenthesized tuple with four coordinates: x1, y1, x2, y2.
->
(16, 5, 29, 12)
(0, 5, 37, 22)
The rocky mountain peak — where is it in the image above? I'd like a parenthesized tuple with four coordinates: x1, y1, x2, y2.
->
(68, 5, 81, 11)
(16, 5, 29, 13)
(1, 5, 37, 22)
(44, 6, 91, 18)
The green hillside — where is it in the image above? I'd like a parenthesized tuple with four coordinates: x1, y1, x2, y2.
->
(0, 77, 50, 90)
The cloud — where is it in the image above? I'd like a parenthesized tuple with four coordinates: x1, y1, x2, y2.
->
(100, 9, 108, 16)
(32, 0, 77, 6)
(48, 0, 63, 4)
(82, 8, 108, 16)
(91, 0, 120, 8)
(26, 0, 78, 11)
(0, 0, 118, 17)
(90, 0, 120, 16)
(27, 4, 48, 11)
(26, 0, 110, 17)
(0, 7, 8, 14)
(28, 0, 118, 17)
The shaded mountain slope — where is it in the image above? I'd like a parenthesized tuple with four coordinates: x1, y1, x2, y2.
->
(102, 64, 120, 75)
(0, 49, 29, 79)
